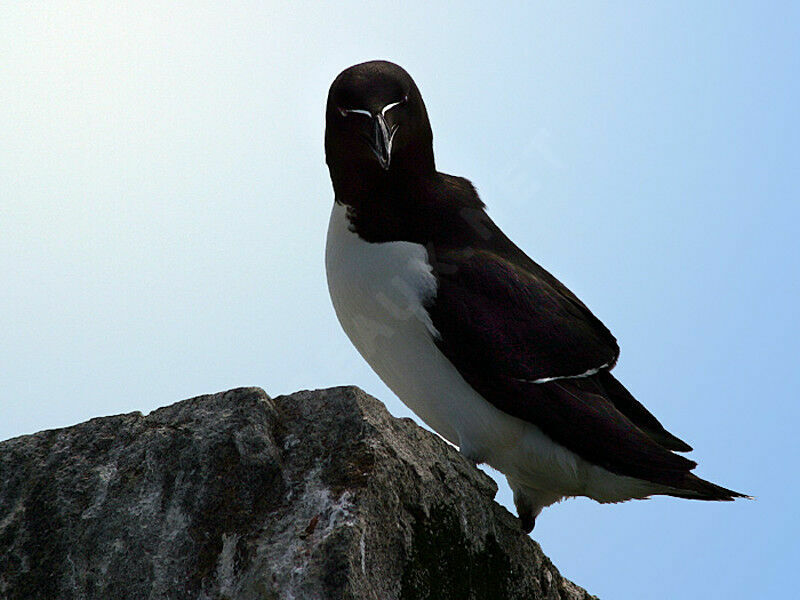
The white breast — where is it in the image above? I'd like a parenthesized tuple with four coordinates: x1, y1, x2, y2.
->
(324, 200, 660, 507)
(325, 200, 461, 442)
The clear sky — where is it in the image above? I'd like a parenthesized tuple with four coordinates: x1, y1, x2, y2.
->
(1, 2, 797, 598)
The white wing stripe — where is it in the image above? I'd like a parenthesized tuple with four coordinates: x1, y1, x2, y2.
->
(519, 361, 613, 385)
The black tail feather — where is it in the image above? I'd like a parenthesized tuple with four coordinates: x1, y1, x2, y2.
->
(669, 473, 751, 501)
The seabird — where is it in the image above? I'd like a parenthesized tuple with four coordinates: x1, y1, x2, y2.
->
(324, 60, 747, 532)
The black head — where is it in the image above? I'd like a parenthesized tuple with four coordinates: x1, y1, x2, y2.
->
(325, 61, 435, 189)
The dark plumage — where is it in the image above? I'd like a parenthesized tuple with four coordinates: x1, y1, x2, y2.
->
(325, 60, 747, 531)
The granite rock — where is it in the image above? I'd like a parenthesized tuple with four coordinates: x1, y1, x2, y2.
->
(0, 386, 596, 600)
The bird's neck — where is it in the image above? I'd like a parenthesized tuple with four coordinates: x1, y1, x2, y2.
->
(329, 166, 440, 244)
(329, 160, 434, 206)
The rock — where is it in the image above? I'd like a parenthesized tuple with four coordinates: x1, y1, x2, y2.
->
(0, 386, 596, 600)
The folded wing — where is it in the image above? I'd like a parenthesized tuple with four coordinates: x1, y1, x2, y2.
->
(426, 246, 697, 487)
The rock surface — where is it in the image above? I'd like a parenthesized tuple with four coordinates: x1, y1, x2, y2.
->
(0, 386, 596, 600)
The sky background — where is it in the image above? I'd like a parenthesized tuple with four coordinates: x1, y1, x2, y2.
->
(1, 2, 798, 598)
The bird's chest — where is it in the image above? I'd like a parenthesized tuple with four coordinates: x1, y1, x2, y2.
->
(325, 201, 464, 438)
(325, 201, 438, 358)
(325, 201, 541, 469)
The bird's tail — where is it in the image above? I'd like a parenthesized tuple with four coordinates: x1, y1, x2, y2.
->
(667, 473, 751, 501)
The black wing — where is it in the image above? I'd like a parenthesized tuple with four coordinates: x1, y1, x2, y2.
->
(427, 246, 697, 486)
(428, 245, 619, 383)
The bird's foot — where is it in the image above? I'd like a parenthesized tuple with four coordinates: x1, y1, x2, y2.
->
(518, 510, 536, 534)
(509, 479, 553, 534)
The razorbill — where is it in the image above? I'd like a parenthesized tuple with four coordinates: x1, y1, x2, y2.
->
(324, 60, 747, 532)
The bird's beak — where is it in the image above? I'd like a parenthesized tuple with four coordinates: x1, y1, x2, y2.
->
(369, 113, 398, 170)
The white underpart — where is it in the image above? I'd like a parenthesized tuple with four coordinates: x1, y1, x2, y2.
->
(325, 201, 664, 516)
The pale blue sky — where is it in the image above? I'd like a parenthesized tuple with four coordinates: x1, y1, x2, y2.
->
(1, 3, 797, 598)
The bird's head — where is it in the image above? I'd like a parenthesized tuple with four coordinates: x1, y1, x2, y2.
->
(325, 61, 434, 181)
